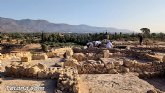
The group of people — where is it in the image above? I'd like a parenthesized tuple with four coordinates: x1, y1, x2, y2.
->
(86, 40, 113, 49)
(86, 33, 144, 49)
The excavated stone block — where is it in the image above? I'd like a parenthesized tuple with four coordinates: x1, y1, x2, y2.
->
(73, 53, 86, 61)
(32, 54, 48, 60)
(21, 56, 31, 62)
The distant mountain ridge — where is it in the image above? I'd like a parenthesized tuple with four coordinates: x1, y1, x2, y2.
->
(0, 17, 133, 33)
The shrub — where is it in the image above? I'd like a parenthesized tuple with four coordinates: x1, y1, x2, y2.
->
(41, 44, 48, 52)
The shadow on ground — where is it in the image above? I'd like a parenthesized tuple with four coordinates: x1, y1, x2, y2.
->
(144, 78, 165, 92)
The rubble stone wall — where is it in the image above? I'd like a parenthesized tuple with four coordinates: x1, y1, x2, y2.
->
(5, 63, 62, 79)
(0, 52, 31, 60)
(52, 47, 73, 58)
(4, 63, 79, 93)
(76, 58, 165, 78)
(131, 47, 165, 53)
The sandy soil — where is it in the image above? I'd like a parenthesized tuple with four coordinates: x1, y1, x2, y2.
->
(78, 73, 157, 93)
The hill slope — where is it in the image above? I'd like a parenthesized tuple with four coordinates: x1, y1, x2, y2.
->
(0, 17, 133, 33)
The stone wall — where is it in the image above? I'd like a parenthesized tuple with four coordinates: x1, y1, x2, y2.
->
(52, 47, 73, 58)
(56, 67, 79, 93)
(72, 49, 116, 62)
(4, 62, 79, 93)
(5, 63, 61, 79)
(75, 58, 165, 78)
(0, 52, 31, 60)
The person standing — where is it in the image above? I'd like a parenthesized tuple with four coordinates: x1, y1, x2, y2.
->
(138, 34, 143, 45)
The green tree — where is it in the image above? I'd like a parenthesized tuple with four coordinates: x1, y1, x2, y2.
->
(140, 28, 150, 38)
(41, 44, 48, 52)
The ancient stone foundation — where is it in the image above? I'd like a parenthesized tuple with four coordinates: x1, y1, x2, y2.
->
(4, 62, 79, 93)
(3, 47, 165, 93)
(32, 54, 48, 60)
(5, 63, 61, 79)
(76, 58, 165, 78)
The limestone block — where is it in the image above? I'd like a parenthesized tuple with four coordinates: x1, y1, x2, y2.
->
(73, 53, 86, 61)
(28, 66, 40, 75)
(108, 69, 118, 74)
(64, 58, 79, 67)
(106, 62, 114, 69)
(37, 63, 47, 69)
(102, 50, 110, 58)
(66, 50, 73, 57)
(38, 71, 48, 78)
(21, 56, 31, 62)
(145, 54, 163, 61)
(113, 60, 123, 66)
(123, 59, 135, 67)
(46, 52, 56, 58)
(32, 54, 48, 60)
(121, 67, 130, 73)
(52, 47, 73, 58)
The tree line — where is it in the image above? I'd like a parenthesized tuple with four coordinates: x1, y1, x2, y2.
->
(0, 30, 165, 46)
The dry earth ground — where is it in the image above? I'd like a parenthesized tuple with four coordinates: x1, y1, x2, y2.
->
(0, 78, 57, 93)
(78, 74, 164, 93)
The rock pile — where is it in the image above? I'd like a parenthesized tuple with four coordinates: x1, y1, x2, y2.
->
(77, 58, 126, 74)
(73, 53, 86, 61)
(77, 60, 105, 74)
(76, 57, 165, 78)
(56, 67, 79, 93)
(1, 52, 31, 60)
(72, 49, 114, 62)
(64, 58, 79, 67)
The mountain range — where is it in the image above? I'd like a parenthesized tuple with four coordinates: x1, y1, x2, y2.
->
(0, 17, 133, 33)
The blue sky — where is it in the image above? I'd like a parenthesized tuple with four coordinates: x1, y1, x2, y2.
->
(0, 0, 165, 33)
